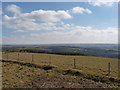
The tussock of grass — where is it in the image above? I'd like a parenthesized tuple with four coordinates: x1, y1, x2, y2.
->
(54, 68, 120, 86)
(84, 75, 120, 86)
(41, 65, 54, 70)
(62, 69, 83, 76)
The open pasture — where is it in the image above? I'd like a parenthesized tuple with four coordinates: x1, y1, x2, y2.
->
(2, 52, 118, 78)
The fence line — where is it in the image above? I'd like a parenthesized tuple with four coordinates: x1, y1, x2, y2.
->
(2, 52, 113, 76)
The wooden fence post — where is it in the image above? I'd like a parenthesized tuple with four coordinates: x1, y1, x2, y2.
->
(18, 53, 19, 61)
(49, 56, 51, 65)
(73, 58, 76, 69)
(108, 62, 111, 75)
(32, 54, 34, 62)
(7, 52, 8, 60)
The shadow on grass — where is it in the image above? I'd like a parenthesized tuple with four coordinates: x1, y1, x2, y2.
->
(63, 69, 83, 76)
(1, 59, 54, 70)
(61, 69, 120, 86)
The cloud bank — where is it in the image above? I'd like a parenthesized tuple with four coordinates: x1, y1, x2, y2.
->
(3, 27, 118, 44)
(2, 4, 118, 44)
(3, 5, 92, 32)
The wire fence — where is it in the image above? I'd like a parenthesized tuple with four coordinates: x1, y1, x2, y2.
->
(2, 52, 118, 77)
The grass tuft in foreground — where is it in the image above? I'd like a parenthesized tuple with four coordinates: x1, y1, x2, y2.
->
(2, 59, 120, 88)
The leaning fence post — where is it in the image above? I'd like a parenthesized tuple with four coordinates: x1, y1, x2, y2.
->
(73, 58, 76, 69)
(108, 62, 111, 75)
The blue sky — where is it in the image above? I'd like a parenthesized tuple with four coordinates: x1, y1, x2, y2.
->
(3, 2, 117, 28)
(0, 2, 2, 45)
(2, 2, 118, 44)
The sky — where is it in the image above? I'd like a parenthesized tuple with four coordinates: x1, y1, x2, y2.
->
(0, 2, 2, 45)
(2, 2, 118, 44)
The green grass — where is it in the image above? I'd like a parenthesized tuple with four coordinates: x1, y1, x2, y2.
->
(2, 52, 119, 78)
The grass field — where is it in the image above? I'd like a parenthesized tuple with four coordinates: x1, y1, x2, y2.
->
(2, 52, 118, 78)
(3, 60, 119, 88)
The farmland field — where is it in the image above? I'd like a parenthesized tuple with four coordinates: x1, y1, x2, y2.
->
(2, 52, 120, 88)
(2, 61, 118, 88)
(2, 52, 118, 78)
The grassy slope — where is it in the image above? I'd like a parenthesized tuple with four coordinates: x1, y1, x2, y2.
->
(2, 60, 119, 88)
(2, 52, 118, 78)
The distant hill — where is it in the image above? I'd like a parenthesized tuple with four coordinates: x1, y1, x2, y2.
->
(2, 44, 119, 59)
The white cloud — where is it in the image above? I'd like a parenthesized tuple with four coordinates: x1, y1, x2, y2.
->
(4, 5, 73, 23)
(14, 30, 26, 32)
(2, 5, 94, 33)
(3, 16, 93, 32)
(88, 0, 119, 6)
(2, 4, 117, 44)
(3, 5, 93, 32)
(3, 5, 92, 26)
(70, 7, 92, 14)
(22, 10, 72, 22)
(3, 27, 118, 44)
(6, 4, 21, 15)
